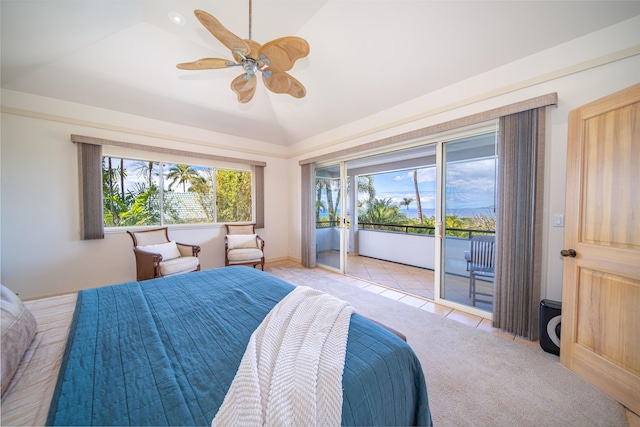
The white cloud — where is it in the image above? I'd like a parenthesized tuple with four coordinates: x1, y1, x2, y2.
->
(392, 167, 436, 184)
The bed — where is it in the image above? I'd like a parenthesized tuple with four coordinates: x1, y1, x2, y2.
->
(2, 266, 431, 426)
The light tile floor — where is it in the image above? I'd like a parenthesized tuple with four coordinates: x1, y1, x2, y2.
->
(266, 259, 528, 344)
(321, 252, 493, 312)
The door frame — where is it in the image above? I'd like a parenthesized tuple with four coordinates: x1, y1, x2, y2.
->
(313, 122, 498, 318)
(314, 161, 348, 273)
(433, 131, 498, 319)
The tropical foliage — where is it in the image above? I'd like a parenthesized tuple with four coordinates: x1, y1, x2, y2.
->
(316, 174, 379, 228)
(315, 175, 341, 226)
(356, 197, 494, 237)
(102, 157, 252, 227)
(315, 172, 495, 237)
(166, 163, 200, 192)
(358, 198, 407, 227)
(103, 157, 160, 227)
(216, 169, 252, 223)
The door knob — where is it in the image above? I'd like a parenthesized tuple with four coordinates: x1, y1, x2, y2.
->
(560, 249, 577, 258)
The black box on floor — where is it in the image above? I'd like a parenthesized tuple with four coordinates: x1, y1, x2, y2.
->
(540, 299, 562, 356)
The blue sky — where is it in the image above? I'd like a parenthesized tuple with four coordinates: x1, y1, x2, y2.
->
(108, 158, 214, 194)
(372, 168, 436, 209)
(366, 159, 496, 211)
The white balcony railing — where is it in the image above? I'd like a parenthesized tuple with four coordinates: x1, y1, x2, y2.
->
(316, 228, 476, 277)
(358, 229, 472, 276)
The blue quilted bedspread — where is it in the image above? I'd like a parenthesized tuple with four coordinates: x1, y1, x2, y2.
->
(47, 267, 431, 426)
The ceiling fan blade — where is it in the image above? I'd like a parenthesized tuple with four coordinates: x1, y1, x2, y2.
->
(263, 71, 306, 99)
(232, 39, 262, 64)
(194, 9, 250, 55)
(259, 37, 310, 72)
(176, 58, 233, 70)
(231, 74, 257, 103)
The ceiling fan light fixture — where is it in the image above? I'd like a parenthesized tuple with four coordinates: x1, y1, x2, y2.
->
(243, 59, 259, 77)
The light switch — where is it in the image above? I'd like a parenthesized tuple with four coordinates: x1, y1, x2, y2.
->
(553, 213, 564, 227)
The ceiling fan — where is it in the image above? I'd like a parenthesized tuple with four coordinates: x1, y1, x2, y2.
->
(177, 4, 310, 103)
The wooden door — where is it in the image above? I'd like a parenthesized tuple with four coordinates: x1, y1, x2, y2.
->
(561, 83, 640, 414)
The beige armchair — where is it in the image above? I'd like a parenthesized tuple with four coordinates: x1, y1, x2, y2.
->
(127, 227, 201, 281)
(224, 224, 265, 270)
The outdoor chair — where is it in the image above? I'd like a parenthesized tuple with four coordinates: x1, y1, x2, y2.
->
(127, 227, 200, 281)
(467, 235, 495, 306)
(225, 224, 265, 270)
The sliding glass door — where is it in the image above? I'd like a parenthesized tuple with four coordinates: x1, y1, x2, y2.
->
(308, 123, 498, 317)
(315, 163, 347, 271)
(440, 132, 497, 312)
(344, 146, 437, 298)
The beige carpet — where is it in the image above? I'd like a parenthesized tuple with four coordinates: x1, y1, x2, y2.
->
(267, 262, 628, 427)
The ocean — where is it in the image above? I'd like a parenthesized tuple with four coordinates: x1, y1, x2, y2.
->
(400, 207, 496, 219)
(319, 207, 496, 219)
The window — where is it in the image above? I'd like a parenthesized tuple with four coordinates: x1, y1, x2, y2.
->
(102, 156, 252, 227)
(355, 167, 436, 234)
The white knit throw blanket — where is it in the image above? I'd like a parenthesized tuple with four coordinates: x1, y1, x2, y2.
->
(211, 286, 354, 427)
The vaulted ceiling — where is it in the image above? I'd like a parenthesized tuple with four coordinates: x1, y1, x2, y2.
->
(2, 1, 639, 146)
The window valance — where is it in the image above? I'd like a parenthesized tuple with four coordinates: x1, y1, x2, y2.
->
(71, 134, 266, 167)
(299, 93, 557, 166)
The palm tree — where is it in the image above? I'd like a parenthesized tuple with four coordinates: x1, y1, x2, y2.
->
(325, 178, 337, 225)
(359, 198, 408, 227)
(135, 161, 157, 187)
(400, 197, 414, 212)
(316, 180, 325, 222)
(413, 169, 423, 223)
(316, 178, 340, 225)
(119, 158, 125, 201)
(357, 175, 376, 203)
(104, 157, 116, 220)
(102, 157, 127, 226)
(166, 164, 199, 192)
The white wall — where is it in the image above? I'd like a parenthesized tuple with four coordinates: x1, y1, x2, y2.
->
(359, 230, 436, 270)
(2, 17, 639, 301)
(0, 92, 290, 299)
(286, 17, 640, 303)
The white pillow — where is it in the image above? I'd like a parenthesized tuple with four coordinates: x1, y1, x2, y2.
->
(227, 234, 258, 250)
(137, 241, 181, 260)
(1, 285, 38, 397)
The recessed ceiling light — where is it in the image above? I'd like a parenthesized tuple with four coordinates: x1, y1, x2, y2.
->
(168, 11, 186, 25)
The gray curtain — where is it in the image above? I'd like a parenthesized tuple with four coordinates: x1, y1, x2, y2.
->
(78, 142, 104, 240)
(494, 107, 546, 339)
(253, 165, 265, 229)
(301, 163, 316, 268)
